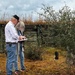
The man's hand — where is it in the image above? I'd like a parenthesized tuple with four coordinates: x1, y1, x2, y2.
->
(19, 36, 27, 41)
(19, 36, 25, 40)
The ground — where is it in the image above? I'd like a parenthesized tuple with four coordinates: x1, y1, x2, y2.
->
(0, 47, 75, 75)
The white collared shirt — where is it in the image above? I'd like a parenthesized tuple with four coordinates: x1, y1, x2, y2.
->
(5, 21, 19, 43)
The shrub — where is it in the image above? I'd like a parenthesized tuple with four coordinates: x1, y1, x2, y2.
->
(25, 46, 43, 60)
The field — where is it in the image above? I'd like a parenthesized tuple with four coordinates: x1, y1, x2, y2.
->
(0, 47, 75, 75)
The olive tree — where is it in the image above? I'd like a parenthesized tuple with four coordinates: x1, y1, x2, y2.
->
(40, 4, 75, 65)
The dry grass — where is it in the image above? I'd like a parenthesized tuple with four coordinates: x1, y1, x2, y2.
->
(0, 47, 75, 75)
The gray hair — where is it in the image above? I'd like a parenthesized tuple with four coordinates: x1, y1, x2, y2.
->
(16, 21, 25, 33)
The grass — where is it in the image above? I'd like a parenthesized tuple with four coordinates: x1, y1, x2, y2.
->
(0, 47, 75, 75)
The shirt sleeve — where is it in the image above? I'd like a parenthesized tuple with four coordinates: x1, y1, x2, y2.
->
(8, 25, 19, 40)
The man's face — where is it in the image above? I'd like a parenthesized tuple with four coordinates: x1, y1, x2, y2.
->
(13, 18, 19, 25)
(15, 19, 19, 25)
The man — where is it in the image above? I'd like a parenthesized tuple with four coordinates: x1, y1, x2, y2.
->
(5, 15, 25, 75)
(15, 21, 27, 73)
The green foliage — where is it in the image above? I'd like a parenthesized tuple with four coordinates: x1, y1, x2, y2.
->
(25, 43, 43, 60)
(39, 5, 75, 65)
(0, 25, 5, 53)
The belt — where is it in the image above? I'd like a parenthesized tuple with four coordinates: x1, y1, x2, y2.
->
(6, 42, 17, 44)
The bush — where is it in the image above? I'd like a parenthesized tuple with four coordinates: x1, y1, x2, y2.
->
(25, 46, 43, 60)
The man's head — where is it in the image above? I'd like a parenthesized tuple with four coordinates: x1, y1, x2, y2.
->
(11, 15, 19, 25)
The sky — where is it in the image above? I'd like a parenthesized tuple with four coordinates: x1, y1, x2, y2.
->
(0, 0, 75, 21)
